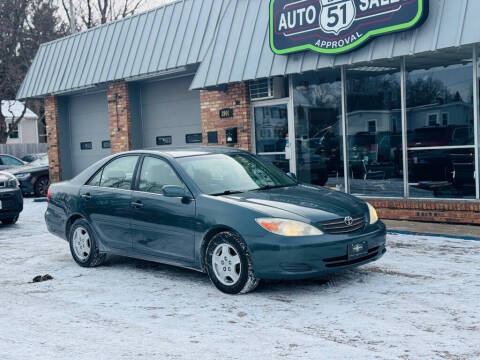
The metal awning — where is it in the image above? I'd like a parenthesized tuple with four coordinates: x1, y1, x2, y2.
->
(191, 0, 480, 89)
(17, 0, 228, 99)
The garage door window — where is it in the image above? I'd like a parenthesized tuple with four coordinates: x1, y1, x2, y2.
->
(89, 156, 139, 190)
(138, 157, 183, 194)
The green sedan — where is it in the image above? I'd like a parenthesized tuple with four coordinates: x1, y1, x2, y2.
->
(45, 147, 386, 294)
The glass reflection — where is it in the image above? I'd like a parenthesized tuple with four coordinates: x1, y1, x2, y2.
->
(407, 61, 475, 199)
(254, 105, 290, 174)
(346, 66, 404, 197)
(293, 71, 344, 189)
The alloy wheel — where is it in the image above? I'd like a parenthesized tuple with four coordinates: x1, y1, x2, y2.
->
(36, 178, 50, 197)
(72, 227, 91, 261)
(211, 244, 242, 286)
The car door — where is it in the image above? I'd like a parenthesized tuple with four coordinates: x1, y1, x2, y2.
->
(131, 156, 196, 262)
(79, 155, 140, 252)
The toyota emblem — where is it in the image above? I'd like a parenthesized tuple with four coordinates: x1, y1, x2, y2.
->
(344, 216, 354, 226)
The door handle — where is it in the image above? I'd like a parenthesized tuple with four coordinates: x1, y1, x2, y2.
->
(131, 200, 143, 209)
(81, 193, 91, 200)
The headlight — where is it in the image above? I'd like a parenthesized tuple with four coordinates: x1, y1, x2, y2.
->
(255, 218, 324, 237)
(0, 172, 19, 188)
(367, 203, 379, 224)
(15, 173, 31, 180)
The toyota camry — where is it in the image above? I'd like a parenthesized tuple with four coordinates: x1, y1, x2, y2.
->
(45, 147, 386, 294)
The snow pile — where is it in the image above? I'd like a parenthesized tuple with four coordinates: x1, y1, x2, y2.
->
(0, 199, 479, 359)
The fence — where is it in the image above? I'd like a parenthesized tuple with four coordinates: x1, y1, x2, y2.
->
(0, 143, 48, 159)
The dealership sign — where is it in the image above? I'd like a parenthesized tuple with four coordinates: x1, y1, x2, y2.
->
(270, 0, 428, 55)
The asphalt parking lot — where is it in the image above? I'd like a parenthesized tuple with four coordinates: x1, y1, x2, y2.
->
(0, 199, 479, 360)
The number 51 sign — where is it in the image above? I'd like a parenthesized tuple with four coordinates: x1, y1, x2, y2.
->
(270, 0, 428, 55)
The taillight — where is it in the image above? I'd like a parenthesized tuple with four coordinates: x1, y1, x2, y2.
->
(47, 188, 51, 202)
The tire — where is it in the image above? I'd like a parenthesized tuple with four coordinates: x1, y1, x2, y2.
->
(69, 219, 106, 267)
(205, 231, 259, 295)
(1, 216, 18, 225)
(34, 176, 50, 197)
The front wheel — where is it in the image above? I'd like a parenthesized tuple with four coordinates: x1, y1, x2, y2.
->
(205, 232, 259, 295)
(69, 219, 106, 267)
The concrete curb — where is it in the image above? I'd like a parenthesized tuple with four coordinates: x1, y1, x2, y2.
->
(387, 230, 480, 242)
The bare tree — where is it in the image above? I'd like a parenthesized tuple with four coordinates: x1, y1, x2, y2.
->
(0, 0, 66, 144)
(61, 0, 145, 31)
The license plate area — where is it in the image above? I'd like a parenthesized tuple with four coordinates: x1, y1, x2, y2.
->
(348, 240, 368, 259)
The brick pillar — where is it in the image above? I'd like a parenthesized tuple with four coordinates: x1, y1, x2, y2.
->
(45, 96, 62, 183)
(200, 82, 252, 151)
(108, 81, 132, 154)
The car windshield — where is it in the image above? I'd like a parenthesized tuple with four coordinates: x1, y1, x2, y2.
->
(29, 155, 48, 166)
(177, 153, 296, 195)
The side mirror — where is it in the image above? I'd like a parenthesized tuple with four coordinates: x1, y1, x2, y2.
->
(162, 185, 187, 198)
(286, 172, 297, 181)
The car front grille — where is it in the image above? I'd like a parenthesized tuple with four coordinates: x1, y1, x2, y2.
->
(323, 246, 382, 268)
(318, 215, 366, 234)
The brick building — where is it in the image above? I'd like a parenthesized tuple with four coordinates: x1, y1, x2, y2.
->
(17, 0, 480, 225)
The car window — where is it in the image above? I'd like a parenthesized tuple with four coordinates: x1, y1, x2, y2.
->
(1, 156, 22, 166)
(97, 156, 139, 190)
(138, 157, 183, 194)
(88, 170, 103, 187)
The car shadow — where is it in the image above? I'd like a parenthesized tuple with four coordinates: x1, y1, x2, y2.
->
(101, 254, 366, 295)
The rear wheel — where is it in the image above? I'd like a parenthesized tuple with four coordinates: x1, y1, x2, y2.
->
(34, 176, 50, 197)
(205, 232, 259, 294)
(69, 219, 106, 267)
(1, 216, 18, 225)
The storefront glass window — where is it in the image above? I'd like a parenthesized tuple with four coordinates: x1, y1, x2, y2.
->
(406, 60, 475, 199)
(293, 71, 344, 189)
(346, 65, 403, 197)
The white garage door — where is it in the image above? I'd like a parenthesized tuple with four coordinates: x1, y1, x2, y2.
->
(140, 76, 201, 148)
(69, 92, 111, 175)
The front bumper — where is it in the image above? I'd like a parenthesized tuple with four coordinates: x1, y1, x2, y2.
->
(250, 221, 387, 280)
(0, 188, 23, 220)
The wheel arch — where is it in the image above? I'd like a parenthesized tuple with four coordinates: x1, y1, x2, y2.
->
(65, 213, 85, 239)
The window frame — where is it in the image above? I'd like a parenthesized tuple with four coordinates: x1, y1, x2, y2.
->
(85, 154, 141, 190)
(132, 155, 193, 198)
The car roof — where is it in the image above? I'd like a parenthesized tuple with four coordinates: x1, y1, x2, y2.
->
(129, 146, 246, 158)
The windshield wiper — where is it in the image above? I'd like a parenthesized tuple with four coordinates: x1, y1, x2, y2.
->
(253, 184, 292, 191)
(211, 190, 246, 196)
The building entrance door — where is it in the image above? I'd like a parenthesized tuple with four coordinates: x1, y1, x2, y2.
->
(252, 101, 294, 174)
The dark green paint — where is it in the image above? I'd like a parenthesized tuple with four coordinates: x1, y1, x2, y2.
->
(46, 147, 386, 280)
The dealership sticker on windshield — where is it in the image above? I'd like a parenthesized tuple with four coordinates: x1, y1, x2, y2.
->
(270, 0, 428, 55)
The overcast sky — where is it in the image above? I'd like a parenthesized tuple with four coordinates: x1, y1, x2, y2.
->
(140, 0, 177, 12)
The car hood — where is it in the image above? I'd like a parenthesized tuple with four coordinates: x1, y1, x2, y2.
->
(223, 184, 367, 222)
(8, 164, 48, 175)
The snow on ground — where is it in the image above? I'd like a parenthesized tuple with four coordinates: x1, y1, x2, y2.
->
(0, 199, 479, 360)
